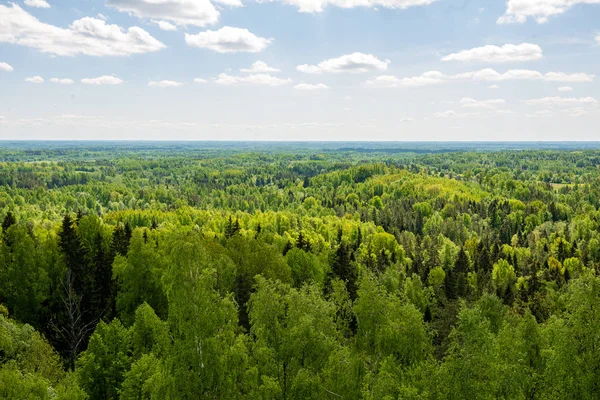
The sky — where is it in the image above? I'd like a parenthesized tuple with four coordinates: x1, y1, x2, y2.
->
(0, 0, 599, 141)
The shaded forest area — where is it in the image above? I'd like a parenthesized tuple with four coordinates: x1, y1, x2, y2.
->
(2, 143, 600, 399)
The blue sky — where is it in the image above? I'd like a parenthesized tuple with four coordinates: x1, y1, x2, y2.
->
(0, 0, 599, 140)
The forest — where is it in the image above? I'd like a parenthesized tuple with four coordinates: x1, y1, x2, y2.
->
(1, 142, 600, 399)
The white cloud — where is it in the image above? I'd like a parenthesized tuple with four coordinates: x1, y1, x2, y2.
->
(596, 34, 600, 44)
(106, 0, 232, 28)
(367, 68, 594, 88)
(25, 76, 43, 83)
(151, 20, 177, 31)
(0, 62, 13, 72)
(49, 78, 73, 84)
(453, 69, 543, 81)
(256, 0, 435, 14)
(148, 80, 183, 87)
(215, 73, 292, 86)
(81, 76, 124, 85)
(97, 13, 107, 21)
(185, 27, 272, 53)
(193, 78, 207, 83)
(294, 83, 329, 90)
(558, 86, 573, 92)
(524, 96, 598, 106)
(434, 110, 479, 118)
(24, 0, 50, 8)
(240, 61, 280, 73)
(498, 0, 600, 24)
(543, 72, 594, 82)
(460, 97, 505, 109)
(0, 4, 165, 56)
(365, 71, 445, 87)
(298, 52, 390, 74)
(488, 84, 500, 89)
(442, 43, 542, 63)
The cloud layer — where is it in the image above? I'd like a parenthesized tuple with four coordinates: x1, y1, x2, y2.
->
(367, 68, 595, 87)
(24, 0, 50, 8)
(148, 80, 184, 87)
(256, 0, 435, 14)
(524, 96, 598, 106)
(25, 76, 44, 83)
(442, 43, 543, 63)
(215, 73, 292, 86)
(0, 4, 165, 56)
(81, 76, 124, 85)
(294, 83, 329, 90)
(298, 52, 390, 73)
(240, 61, 280, 73)
(106, 0, 224, 27)
(460, 98, 506, 109)
(50, 78, 74, 84)
(0, 62, 13, 72)
(185, 27, 272, 53)
(498, 0, 600, 24)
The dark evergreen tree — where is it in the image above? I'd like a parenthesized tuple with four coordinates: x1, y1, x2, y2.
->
(1, 211, 16, 237)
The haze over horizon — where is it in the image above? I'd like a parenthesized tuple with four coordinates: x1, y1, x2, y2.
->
(1, 0, 599, 141)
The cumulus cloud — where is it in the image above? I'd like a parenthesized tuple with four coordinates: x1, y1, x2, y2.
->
(597, 34, 600, 44)
(0, 62, 13, 72)
(148, 80, 183, 87)
(460, 98, 505, 109)
(24, 0, 50, 8)
(240, 61, 280, 73)
(25, 76, 43, 83)
(294, 83, 329, 90)
(193, 78, 207, 83)
(215, 73, 292, 86)
(256, 0, 435, 14)
(106, 0, 234, 28)
(558, 86, 573, 92)
(185, 27, 272, 53)
(498, 0, 600, 24)
(442, 43, 542, 63)
(152, 20, 177, 31)
(488, 84, 500, 89)
(524, 96, 598, 106)
(49, 78, 73, 84)
(0, 4, 165, 56)
(367, 68, 594, 87)
(81, 76, 124, 85)
(298, 53, 390, 74)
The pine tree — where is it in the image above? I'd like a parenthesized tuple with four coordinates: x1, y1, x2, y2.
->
(282, 241, 293, 256)
(454, 248, 470, 298)
(1, 211, 16, 236)
(331, 242, 357, 300)
(296, 231, 311, 252)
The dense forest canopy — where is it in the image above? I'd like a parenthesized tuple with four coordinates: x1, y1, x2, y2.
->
(2, 141, 600, 399)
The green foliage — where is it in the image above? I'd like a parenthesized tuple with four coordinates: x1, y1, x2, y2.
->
(77, 319, 132, 400)
(3, 145, 600, 398)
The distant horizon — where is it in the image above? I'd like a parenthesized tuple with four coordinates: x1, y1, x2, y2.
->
(2, 140, 600, 143)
